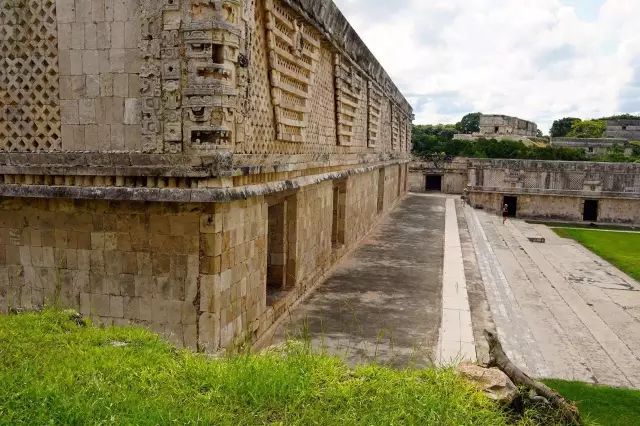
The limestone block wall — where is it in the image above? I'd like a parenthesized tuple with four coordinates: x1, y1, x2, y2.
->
(0, 198, 202, 347)
(0, 166, 409, 351)
(56, 0, 142, 151)
(468, 192, 640, 224)
(345, 170, 380, 245)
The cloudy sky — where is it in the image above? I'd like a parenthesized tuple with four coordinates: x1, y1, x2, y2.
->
(333, 0, 640, 133)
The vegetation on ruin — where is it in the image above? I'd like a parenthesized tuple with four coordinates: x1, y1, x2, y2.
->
(550, 114, 640, 138)
(455, 112, 482, 134)
(412, 129, 589, 162)
(413, 124, 640, 163)
(552, 228, 640, 282)
(565, 120, 607, 139)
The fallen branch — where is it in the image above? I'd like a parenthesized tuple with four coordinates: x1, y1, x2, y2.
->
(484, 330, 581, 425)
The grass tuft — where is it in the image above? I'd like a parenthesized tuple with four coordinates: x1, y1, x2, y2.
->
(0, 310, 510, 425)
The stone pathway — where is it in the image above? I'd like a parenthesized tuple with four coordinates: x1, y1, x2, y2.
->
(437, 197, 476, 364)
(270, 194, 446, 368)
(467, 207, 640, 388)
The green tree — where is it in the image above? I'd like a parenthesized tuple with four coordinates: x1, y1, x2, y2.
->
(455, 113, 481, 134)
(566, 120, 606, 138)
(550, 117, 581, 137)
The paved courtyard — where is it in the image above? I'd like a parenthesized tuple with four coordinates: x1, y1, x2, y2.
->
(468, 208, 640, 388)
(268, 194, 640, 387)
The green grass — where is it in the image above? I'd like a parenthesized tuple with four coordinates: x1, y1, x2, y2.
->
(544, 379, 640, 426)
(0, 310, 511, 425)
(553, 228, 640, 281)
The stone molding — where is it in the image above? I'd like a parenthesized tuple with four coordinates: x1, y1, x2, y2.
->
(0, 159, 410, 203)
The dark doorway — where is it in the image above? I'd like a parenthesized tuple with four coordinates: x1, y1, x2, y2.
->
(377, 168, 385, 213)
(583, 199, 599, 222)
(332, 180, 347, 248)
(503, 196, 518, 217)
(425, 175, 442, 192)
(266, 194, 297, 307)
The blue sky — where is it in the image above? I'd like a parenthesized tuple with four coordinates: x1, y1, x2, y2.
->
(561, 0, 604, 20)
(333, 0, 639, 133)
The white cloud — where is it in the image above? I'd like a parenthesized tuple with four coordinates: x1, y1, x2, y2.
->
(333, 0, 640, 133)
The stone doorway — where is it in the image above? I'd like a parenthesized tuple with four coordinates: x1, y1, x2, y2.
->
(425, 175, 443, 192)
(503, 196, 518, 217)
(377, 168, 385, 213)
(266, 194, 297, 307)
(583, 199, 599, 222)
(332, 180, 347, 248)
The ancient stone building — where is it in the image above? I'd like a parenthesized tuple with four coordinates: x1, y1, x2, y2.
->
(467, 159, 640, 224)
(478, 115, 538, 137)
(604, 119, 640, 140)
(550, 137, 632, 157)
(409, 158, 640, 224)
(0, 0, 413, 351)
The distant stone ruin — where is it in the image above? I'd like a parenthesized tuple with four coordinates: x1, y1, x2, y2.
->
(552, 119, 639, 156)
(454, 114, 539, 143)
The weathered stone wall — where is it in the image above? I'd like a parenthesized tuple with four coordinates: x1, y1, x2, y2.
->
(478, 115, 537, 137)
(605, 119, 640, 140)
(467, 159, 640, 224)
(551, 138, 632, 156)
(409, 159, 469, 194)
(0, 0, 412, 352)
(0, 198, 202, 347)
(468, 192, 640, 224)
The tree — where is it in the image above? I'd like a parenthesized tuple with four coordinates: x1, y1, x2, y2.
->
(550, 117, 581, 138)
(455, 113, 481, 134)
(536, 129, 544, 137)
(566, 120, 606, 138)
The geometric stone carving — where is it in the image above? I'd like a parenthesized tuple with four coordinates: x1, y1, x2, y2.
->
(367, 81, 383, 148)
(139, 0, 246, 153)
(265, 0, 321, 142)
(0, 0, 61, 152)
(391, 105, 400, 151)
(335, 54, 366, 146)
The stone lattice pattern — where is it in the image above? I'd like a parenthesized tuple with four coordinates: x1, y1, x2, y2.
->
(335, 54, 367, 147)
(367, 82, 383, 148)
(265, 0, 321, 143)
(0, 0, 62, 152)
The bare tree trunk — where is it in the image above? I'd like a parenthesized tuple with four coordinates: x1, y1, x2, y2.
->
(484, 330, 581, 425)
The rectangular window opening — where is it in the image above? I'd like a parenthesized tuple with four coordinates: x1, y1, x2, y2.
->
(332, 180, 347, 248)
(377, 168, 385, 213)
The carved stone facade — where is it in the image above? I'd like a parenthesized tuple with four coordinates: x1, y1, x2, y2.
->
(0, 0, 413, 352)
(0, 0, 62, 152)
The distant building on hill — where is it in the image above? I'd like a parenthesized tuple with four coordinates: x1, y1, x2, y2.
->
(478, 114, 538, 137)
(604, 119, 640, 141)
(454, 114, 541, 145)
(551, 119, 639, 156)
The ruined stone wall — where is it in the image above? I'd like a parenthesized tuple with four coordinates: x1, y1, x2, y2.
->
(0, 198, 202, 347)
(551, 138, 632, 156)
(469, 159, 640, 194)
(408, 159, 469, 194)
(467, 159, 640, 224)
(468, 192, 640, 224)
(605, 120, 640, 140)
(478, 115, 537, 137)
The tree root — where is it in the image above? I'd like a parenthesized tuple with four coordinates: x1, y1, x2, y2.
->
(484, 330, 581, 425)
